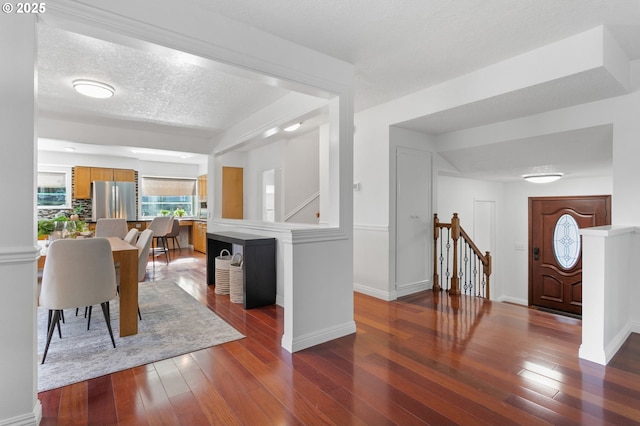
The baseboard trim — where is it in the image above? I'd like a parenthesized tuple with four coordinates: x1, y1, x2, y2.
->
(396, 281, 429, 298)
(0, 401, 41, 426)
(282, 321, 356, 353)
(497, 296, 528, 306)
(353, 283, 396, 301)
(604, 322, 633, 364)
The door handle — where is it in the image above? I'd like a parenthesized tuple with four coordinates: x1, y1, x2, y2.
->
(533, 247, 540, 261)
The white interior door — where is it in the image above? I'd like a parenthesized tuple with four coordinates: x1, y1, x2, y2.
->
(395, 148, 431, 295)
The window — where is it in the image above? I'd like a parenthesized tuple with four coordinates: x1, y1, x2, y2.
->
(140, 177, 196, 217)
(553, 214, 581, 269)
(37, 171, 70, 208)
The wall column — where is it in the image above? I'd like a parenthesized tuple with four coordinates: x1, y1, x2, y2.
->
(0, 13, 41, 426)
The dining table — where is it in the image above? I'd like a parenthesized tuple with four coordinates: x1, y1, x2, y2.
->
(38, 236, 140, 337)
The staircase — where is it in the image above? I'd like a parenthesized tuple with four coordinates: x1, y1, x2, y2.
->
(433, 213, 492, 298)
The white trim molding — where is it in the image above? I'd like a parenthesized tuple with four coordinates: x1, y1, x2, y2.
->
(0, 245, 41, 265)
(0, 402, 41, 426)
(396, 280, 430, 297)
(353, 283, 396, 301)
(282, 321, 357, 353)
(353, 223, 388, 232)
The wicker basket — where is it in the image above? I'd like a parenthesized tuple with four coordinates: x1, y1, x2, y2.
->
(229, 253, 244, 304)
(214, 249, 232, 295)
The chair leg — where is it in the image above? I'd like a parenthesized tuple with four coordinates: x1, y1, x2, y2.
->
(42, 310, 61, 364)
(87, 305, 93, 330)
(47, 309, 62, 339)
(163, 236, 170, 263)
(100, 302, 116, 348)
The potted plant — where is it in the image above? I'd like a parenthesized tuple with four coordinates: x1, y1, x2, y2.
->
(159, 209, 171, 216)
(173, 208, 186, 217)
(38, 216, 86, 239)
(69, 205, 83, 221)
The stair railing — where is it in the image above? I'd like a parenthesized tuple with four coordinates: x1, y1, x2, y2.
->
(433, 213, 492, 298)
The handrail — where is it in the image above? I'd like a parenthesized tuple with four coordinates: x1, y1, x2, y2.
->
(284, 191, 320, 222)
(433, 213, 492, 298)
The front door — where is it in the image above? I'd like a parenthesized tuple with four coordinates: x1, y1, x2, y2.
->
(529, 195, 611, 315)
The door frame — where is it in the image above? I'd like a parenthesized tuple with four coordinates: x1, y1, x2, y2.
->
(394, 146, 432, 296)
(527, 195, 611, 311)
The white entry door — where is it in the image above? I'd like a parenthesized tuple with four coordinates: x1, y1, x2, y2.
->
(395, 148, 431, 296)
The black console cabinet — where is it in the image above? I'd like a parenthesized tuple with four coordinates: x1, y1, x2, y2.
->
(206, 231, 276, 309)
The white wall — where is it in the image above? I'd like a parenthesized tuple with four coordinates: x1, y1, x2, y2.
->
(284, 129, 320, 224)
(244, 141, 285, 221)
(225, 130, 320, 224)
(436, 175, 505, 298)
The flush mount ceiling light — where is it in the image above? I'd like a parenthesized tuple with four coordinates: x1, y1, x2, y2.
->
(522, 173, 563, 183)
(72, 79, 115, 99)
(284, 122, 302, 132)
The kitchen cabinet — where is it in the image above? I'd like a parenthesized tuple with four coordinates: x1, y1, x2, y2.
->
(73, 166, 92, 199)
(91, 167, 135, 182)
(113, 168, 136, 182)
(192, 221, 207, 253)
(197, 174, 207, 202)
(90, 167, 114, 182)
(73, 166, 136, 199)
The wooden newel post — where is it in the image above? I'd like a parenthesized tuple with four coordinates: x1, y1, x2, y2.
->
(433, 214, 440, 292)
(450, 213, 461, 295)
(485, 251, 492, 300)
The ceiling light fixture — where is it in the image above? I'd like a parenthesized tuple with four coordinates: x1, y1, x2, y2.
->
(72, 79, 115, 99)
(284, 122, 301, 132)
(64, 147, 76, 152)
(522, 173, 563, 183)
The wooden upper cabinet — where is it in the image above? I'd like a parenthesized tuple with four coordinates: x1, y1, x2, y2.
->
(73, 166, 136, 199)
(90, 167, 113, 181)
(198, 174, 207, 202)
(113, 168, 135, 182)
(91, 167, 136, 182)
(73, 166, 92, 199)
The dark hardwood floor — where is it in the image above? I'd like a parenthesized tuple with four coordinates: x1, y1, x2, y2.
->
(39, 249, 640, 425)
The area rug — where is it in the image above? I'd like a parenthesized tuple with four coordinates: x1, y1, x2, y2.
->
(37, 280, 244, 392)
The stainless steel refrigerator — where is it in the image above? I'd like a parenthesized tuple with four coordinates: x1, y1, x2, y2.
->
(92, 181, 136, 221)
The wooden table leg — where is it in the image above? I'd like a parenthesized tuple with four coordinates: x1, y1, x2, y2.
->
(117, 248, 138, 336)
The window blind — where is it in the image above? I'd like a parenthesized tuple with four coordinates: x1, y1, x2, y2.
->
(38, 172, 66, 188)
(141, 177, 196, 196)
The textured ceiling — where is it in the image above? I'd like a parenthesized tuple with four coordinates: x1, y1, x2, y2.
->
(37, 25, 290, 135)
(36, 0, 640, 177)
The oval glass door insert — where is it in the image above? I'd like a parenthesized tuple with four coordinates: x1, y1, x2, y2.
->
(553, 214, 581, 269)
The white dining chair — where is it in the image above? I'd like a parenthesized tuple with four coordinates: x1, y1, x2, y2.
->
(95, 218, 128, 239)
(124, 228, 139, 245)
(166, 219, 182, 252)
(113, 228, 153, 322)
(147, 216, 173, 264)
(135, 229, 154, 282)
(39, 238, 118, 364)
